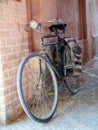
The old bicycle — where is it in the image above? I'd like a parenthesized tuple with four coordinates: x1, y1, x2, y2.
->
(17, 18, 82, 123)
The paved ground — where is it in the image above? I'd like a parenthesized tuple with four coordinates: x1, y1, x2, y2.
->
(0, 56, 98, 130)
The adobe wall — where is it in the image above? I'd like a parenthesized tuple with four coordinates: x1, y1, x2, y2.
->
(0, 0, 28, 124)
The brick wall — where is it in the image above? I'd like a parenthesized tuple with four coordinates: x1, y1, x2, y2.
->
(0, 0, 28, 124)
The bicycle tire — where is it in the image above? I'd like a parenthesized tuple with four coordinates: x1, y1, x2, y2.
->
(17, 53, 58, 123)
(65, 75, 79, 94)
(63, 48, 80, 94)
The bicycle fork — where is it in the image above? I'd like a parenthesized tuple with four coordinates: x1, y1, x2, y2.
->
(36, 58, 47, 89)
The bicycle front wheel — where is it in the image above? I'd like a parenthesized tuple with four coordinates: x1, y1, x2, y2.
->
(17, 53, 58, 123)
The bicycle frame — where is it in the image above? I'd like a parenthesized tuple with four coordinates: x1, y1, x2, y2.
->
(43, 52, 62, 78)
(28, 17, 75, 80)
(40, 36, 67, 80)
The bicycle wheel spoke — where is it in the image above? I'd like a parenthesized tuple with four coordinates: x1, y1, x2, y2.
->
(17, 54, 58, 122)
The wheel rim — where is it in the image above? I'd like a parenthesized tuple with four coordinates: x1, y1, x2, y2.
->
(18, 55, 58, 121)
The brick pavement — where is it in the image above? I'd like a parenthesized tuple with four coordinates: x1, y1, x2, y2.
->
(0, 56, 98, 130)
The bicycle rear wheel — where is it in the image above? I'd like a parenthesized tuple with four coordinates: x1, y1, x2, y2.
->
(17, 53, 58, 123)
(62, 46, 80, 94)
(65, 70, 80, 94)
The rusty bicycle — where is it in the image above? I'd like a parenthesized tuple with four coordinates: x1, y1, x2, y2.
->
(17, 18, 82, 123)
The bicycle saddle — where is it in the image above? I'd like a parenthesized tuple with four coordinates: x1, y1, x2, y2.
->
(49, 24, 67, 32)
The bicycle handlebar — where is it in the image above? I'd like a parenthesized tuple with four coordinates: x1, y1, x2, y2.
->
(24, 17, 63, 32)
(40, 17, 62, 24)
(29, 17, 63, 30)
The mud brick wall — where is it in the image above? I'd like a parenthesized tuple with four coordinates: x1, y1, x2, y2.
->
(0, 0, 28, 124)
